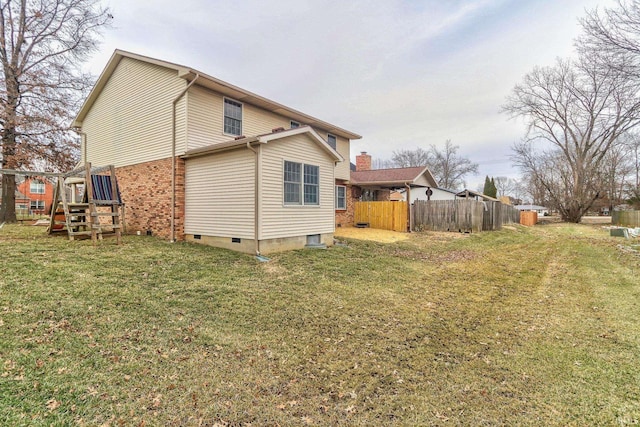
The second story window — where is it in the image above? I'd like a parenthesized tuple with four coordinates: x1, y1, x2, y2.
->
(327, 134, 337, 150)
(30, 179, 45, 194)
(290, 120, 300, 129)
(224, 98, 242, 136)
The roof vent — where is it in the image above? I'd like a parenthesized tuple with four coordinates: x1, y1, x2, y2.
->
(234, 135, 246, 140)
(272, 127, 285, 133)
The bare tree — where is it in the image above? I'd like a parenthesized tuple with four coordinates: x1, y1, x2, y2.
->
(580, 1, 640, 77)
(599, 141, 634, 211)
(427, 140, 478, 190)
(618, 131, 640, 207)
(504, 56, 640, 222)
(372, 157, 395, 170)
(388, 142, 478, 189)
(0, 0, 111, 222)
(493, 176, 518, 198)
(391, 147, 431, 168)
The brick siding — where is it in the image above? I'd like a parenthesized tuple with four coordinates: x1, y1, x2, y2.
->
(355, 152, 372, 171)
(114, 157, 185, 240)
(335, 184, 364, 227)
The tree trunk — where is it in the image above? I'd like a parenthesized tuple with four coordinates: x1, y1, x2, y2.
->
(1, 125, 19, 223)
(1, 62, 20, 223)
(0, 173, 17, 223)
(562, 208, 584, 223)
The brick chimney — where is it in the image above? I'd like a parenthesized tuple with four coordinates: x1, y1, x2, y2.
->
(356, 151, 372, 171)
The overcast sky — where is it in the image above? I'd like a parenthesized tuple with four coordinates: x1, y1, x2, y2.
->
(88, 0, 614, 190)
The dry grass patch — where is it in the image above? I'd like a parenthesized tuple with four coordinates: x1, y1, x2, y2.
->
(0, 223, 639, 425)
(334, 226, 410, 243)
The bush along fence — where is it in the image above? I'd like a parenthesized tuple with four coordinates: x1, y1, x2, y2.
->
(612, 210, 640, 227)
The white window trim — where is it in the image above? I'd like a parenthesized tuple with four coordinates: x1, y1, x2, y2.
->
(30, 180, 45, 194)
(223, 97, 243, 137)
(283, 160, 321, 207)
(335, 185, 346, 210)
(30, 200, 45, 210)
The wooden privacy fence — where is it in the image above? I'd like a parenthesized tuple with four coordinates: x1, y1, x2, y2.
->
(612, 210, 640, 227)
(483, 201, 521, 230)
(412, 200, 484, 233)
(354, 201, 408, 232)
(412, 200, 521, 233)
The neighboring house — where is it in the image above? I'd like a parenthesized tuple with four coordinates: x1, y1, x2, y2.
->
(412, 187, 458, 202)
(389, 191, 404, 201)
(335, 151, 438, 227)
(15, 176, 56, 215)
(455, 189, 500, 202)
(72, 50, 361, 254)
(0, 185, 30, 216)
(515, 204, 549, 215)
(14, 190, 30, 216)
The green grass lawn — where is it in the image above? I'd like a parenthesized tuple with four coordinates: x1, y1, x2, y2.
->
(0, 223, 638, 426)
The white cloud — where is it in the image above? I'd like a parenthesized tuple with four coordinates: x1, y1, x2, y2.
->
(89, 0, 615, 189)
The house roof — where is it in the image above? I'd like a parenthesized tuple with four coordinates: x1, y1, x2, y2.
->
(72, 50, 361, 141)
(432, 187, 458, 194)
(350, 166, 437, 188)
(455, 189, 500, 202)
(0, 187, 28, 200)
(181, 126, 343, 162)
(515, 204, 548, 211)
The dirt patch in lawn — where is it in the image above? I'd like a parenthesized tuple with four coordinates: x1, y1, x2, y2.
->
(334, 226, 410, 243)
(334, 226, 469, 244)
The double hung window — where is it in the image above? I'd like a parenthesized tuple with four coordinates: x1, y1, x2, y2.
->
(224, 98, 242, 135)
(284, 161, 319, 205)
(30, 180, 45, 194)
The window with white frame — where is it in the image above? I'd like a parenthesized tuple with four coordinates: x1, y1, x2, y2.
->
(30, 200, 45, 211)
(223, 98, 242, 135)
(284, 161, 319, 205)
(335, 185, 346, 210)
(290, 120, 300, 129)
(30, 179, 45, 194)
(327, 134, 337, 150)
(284, 161, 301, 204)
(304, 164, 319, 205)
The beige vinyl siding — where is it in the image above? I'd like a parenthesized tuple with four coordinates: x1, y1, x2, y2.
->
(82, 57, 187, 167)
(184, 149, 255, 238)
(243, 103, 289, 137)
(334, 135, 350, 180)
(175, 96, 188, 155)
(186, 86, 225, 149)
(414, 174, 434, 187)
(186, 85, 290, 151)
(259, 134, 335, 240)
(318, 131, 349, 180)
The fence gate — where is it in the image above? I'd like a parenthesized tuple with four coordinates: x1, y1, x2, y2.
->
(354, 201, 408, 232)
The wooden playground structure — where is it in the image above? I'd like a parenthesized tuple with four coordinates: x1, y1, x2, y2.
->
(48, 162, 123, 243)
(1, 162, 124, 244)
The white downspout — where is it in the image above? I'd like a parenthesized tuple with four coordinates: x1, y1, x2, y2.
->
(171, 73, 200, 242)
(246, 141, 261, 256)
